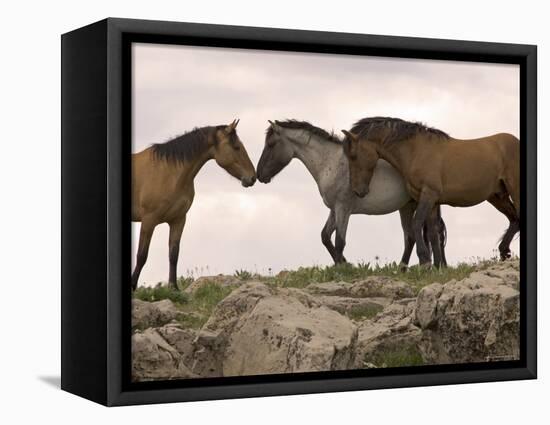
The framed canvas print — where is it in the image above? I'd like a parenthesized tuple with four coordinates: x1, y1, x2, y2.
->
(61, 18, 537, 406)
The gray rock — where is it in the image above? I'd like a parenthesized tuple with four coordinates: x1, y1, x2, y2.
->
(198, 282, 358, 376)
(414, 263, 520, 364)
(306, 277, 415, 300)
(350, 277, 415, 299)
(313, 295, 391, 317)
(132, 299, 183, 330)
(184, 274, 242, 294)
(354, 302, 422, 368)
(132, 328, 197, 381)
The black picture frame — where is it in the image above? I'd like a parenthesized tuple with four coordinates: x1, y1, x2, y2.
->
(61, 17, 537, 406)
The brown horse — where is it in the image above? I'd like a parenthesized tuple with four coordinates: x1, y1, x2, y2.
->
(342, 117, 519, 267)
(131, 119, 256, 290)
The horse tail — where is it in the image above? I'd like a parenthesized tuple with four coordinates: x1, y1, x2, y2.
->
(502, 134, 521, 219)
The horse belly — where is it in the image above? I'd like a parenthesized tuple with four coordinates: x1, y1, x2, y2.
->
(354, 161, 410, 215)
(441, 165, 500, 207)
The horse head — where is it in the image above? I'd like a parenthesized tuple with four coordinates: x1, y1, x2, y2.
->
(213, 119, 256, 187)
(341, 129, 379, 198)
(257, 120, 295, 183)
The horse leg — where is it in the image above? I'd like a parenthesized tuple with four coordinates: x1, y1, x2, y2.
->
(131, 217, 156, 291)
(426, 207, 443, 268)
(437, 206, 448, 267)
(398, 201, 417, 271)
(505, 180, 520, 219)
(168, 216, 187, 289)
(334, 207, 350, 264)
(414, 190, 437, 267)
(321, 210, 338, 264)
(487, 194, 519, 260)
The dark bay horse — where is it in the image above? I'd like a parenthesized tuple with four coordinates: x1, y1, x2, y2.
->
(257, 120, 447, 267)
(342, 117, 519, 267)
(132, 120, 256, 290)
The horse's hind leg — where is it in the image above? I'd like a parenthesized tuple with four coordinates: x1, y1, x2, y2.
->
(426, 207, 443, 268)
(168, 216, 187, 289)
(436, 205, 448, 267)
(487, 194, 519, 260)
(398, 201, 417, 270)
(414, 189, 438, 266)
(321, 210, 339, 264)
(132, 217, 157, 290)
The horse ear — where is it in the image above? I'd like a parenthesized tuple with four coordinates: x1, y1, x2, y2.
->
(341, 130, 358, 156)
(269, 120, 281, 134)
(225, 119, 239, 133)
(341, 129, 357, 140)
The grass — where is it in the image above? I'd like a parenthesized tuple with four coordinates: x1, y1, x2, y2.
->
(234, 269, 253, 281)
(348, 304, 385, 321)
(133, 285, 189, 305)
(364, 344, 425, 368)
(133, 257, 503, 330)
(256, 260, 492, 293)
(176, 282, 234, 329)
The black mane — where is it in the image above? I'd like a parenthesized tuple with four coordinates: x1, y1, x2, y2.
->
(151, 125, 228, 163)
(266, 120, 341, 144)
(350, 117, 449, 144)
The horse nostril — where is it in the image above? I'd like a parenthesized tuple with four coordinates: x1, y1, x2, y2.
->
(251, 176, 257, 184)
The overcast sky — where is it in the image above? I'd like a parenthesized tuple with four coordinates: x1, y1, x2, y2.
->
(131, 42, 519, 286)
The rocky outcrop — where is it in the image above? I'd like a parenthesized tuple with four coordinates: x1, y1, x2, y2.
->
(131, 260, 520, 381)
(184, 274, 242, 294)
(132, 299, 183, 330)
(355, 299, 422, 368)
(199, 282, 358, 376)
(306, 277, 415, 299)
(414, 260, 520, 364)
(132, 328, 197, 381)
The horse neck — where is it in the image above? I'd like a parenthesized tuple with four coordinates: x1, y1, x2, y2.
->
(173, 148, 214, 188)
(373, 140, 412, 178)
(286, 130, 342, 183)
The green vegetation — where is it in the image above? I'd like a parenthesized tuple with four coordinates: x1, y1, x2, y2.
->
(364, 344, 425, 368)
(133, 257, 502, 330)
(348, 304, 384, 321)
(176, 282, 233, 329)
(133, 285, 189, 305)
(234, 269, 253, 281)
(258, 260, 488, 293)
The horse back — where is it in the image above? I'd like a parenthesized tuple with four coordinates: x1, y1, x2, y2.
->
(132, 148, 195, 222)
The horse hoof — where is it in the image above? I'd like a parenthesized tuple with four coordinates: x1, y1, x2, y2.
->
(500, 250, 512, 261)
(420, 262, 433, 270)
(399, 262, 408, 272)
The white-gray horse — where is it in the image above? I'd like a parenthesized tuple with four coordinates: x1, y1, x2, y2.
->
(257, 120, 446, 267)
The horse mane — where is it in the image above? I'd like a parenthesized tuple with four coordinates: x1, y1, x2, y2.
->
(266, 119, 342, 145)
(151, 125, 229, 163)
(350, 117, 449, 144)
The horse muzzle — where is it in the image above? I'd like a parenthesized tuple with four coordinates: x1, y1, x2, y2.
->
(241, 175, 257, 187)
(257, 174, 271, 184)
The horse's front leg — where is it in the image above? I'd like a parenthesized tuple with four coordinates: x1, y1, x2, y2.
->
(132, 216, 157, 291)
(398, 201, 417, 271)
(321, 210, 338, 264)
(334, 206, 351, 264)
(168, 215, 187, 289)
(414, 189, 437, 267)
